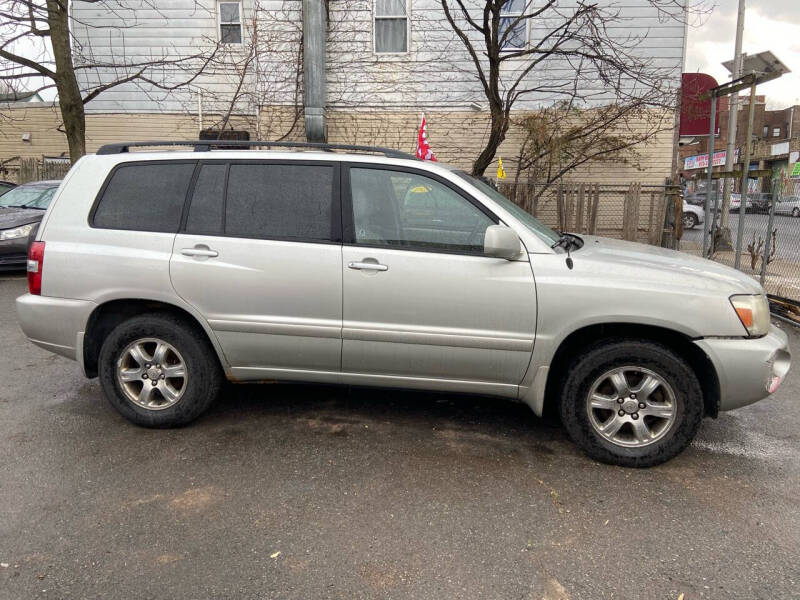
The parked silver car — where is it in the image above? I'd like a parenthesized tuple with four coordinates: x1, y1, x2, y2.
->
(774, 195, 800, 218)
(16, 141, 791, 467)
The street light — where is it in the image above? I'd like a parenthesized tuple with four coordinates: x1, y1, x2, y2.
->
(702, 51, 790, 261)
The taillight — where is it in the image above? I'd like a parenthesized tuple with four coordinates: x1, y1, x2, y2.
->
(27, 241, 45, 295)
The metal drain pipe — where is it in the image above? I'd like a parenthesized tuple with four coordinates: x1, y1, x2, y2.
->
(303, 0, 327, 142)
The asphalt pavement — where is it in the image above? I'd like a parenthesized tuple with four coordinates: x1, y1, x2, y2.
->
(1, 275, 799, 600)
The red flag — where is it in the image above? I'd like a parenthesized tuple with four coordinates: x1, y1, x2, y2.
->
(416, 113, 437, 161)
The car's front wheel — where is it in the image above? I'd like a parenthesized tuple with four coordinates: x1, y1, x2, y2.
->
(559, 339, 703, 467)
(98, 313, 222, 427)
(682, 212, 698, 229)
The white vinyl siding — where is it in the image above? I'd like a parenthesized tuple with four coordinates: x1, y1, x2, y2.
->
(71, 0, 686, 114)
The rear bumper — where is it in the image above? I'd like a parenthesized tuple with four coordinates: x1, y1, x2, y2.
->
(694, 324, 791, 411)
(16, 293, 96, 363)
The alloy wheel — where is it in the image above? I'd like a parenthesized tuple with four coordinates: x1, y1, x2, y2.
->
(116, 337, 187, 410)
(586, 366, 677, 448)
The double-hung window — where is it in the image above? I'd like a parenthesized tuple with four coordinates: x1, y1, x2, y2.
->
(375, 0, 408, 54)
(499, 0, 526, 51)
(219, 1, 242, 44)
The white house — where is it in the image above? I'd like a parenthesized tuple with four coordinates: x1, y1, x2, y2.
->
(3, 0, 688, 181)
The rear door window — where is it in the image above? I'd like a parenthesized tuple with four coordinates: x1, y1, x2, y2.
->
(224, 163, 336, 241)
(93, 163, 195, 232)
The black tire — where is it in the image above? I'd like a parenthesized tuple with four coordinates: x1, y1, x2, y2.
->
(682, 212, 698, 229)
(558, 339, 703, 468)
(793, 208, 800, 218)
(98, 313, 222, 427)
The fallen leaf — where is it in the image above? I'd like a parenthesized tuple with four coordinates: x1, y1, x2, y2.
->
(0, 563, 8, 568)
(604, 519, 609, 525)
(270, 551, 281, 559)
(678, 594, 685, 600)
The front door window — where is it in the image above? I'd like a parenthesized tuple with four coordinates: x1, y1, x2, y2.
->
(349, 168, 495, 253)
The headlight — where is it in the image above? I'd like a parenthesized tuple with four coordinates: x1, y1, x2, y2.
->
(730, 294, 770, 337)
(0, 223, 34, 241)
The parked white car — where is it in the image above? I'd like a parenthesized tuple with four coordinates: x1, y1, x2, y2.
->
(730, 193, 753, 213)
(774, 196, 800, 218)
(682, 200, 705, 229)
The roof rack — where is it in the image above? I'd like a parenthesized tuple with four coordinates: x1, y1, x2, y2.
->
(96, 140, 418, 160)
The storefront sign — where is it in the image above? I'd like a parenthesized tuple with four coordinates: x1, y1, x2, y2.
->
(771, 142, 790, 156)
(684, 149, 735, 170)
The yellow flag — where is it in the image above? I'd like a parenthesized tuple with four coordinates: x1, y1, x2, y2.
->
(497, 157, 507, 180)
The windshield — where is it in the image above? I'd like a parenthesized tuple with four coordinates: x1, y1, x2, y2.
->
(454, 171, 560, 245)
(0, 184, 58, 209)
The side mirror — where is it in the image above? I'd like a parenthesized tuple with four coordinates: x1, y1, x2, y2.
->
(484, 225, 522, 260)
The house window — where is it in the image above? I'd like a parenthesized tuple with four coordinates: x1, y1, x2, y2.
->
(500, 0, 527, 50)
(773, 127, 781, 138)
(375, 0, 408, 53)
(219, 2, 242, 44)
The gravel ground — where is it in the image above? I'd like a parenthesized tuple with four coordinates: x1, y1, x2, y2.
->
(1, 274, 798, 600)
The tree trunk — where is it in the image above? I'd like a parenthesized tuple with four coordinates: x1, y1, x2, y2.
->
(47, 0, 86, 162)
(471, 106, 507, 176)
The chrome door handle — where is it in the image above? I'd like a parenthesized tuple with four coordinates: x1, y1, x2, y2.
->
(181, 246, 219, 258)
(348, 261, 388, 271)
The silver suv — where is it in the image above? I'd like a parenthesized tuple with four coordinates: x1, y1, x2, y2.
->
(16, 141, 791, 467)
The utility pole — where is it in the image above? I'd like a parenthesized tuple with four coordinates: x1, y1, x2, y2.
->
(717, 0, 746, 249)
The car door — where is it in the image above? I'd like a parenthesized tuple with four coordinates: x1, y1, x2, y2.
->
(340, 164, 536, 395)
(170, 160, 343, 379)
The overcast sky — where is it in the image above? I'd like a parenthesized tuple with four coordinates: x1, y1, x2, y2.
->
(685, 0, 800, 109)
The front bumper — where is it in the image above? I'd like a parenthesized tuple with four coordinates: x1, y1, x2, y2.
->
(694, 324, 791, 411)
(0, 236, 29, 270)
(16, 293, 96, 363)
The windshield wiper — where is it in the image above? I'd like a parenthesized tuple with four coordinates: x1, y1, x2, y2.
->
(7, 204, 44, 210)
(551, 232, 580, 270)
(550, 231, 579, 251)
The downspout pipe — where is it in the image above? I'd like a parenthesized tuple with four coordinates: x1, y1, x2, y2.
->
(303, 0, 327, 142)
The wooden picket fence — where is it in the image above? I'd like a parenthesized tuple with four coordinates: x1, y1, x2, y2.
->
(1, 156, 72, 184)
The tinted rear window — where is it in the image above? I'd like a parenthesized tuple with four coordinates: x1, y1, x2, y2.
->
(225, 164, 334, 240)
(93, 163, 195, 232)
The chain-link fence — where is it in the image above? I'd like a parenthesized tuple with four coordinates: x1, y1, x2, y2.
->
(498, 180, 681, 247)
(679, 175, 800, 322)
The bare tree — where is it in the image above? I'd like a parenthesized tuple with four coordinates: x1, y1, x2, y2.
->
(437, 0, 707, 176)
(0, 0, 221, 161)
(513, 99, 671, 197)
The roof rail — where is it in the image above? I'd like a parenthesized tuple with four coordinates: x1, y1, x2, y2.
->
(96, 140, 418, 160)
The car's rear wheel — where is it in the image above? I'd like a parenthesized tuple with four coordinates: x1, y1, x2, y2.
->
(793, 208, 800, 218)
(682, 212, 698, 229)
(98, 313, 222, 427)
(559, 339, 703, 467)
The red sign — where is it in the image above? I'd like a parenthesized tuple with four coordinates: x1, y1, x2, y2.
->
(680, 73, 720, 137)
